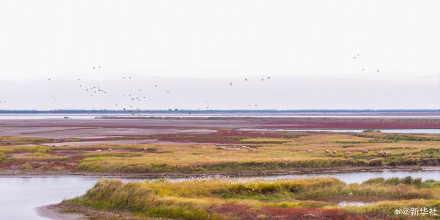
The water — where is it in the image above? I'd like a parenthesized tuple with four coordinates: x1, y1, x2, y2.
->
(0, 113, 439, 120)
(0, 177, 100, 220)
(241, 128, 440, 134)
(0, 114, 100, 120)
(338, 201, 370, 207)
(2, 170, 440, 219)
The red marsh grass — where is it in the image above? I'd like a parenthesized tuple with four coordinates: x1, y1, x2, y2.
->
(64, 176, 440, 219)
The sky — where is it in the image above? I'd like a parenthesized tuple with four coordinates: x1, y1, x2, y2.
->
(0, 0, 439, 110)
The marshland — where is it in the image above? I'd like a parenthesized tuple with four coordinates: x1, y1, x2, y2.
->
(1, 117, 440, 219)
(2, 0, 440, 219)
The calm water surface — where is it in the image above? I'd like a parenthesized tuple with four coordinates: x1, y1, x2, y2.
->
(2, 170, 440, 219)
(0, 113, 439, 120)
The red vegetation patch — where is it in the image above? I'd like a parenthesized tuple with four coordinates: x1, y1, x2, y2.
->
(211, 204, 367, 219)
(261, 206, 367, 220)
(0, 160, 26, 169)
(0, 159, 75, 170)
(262, 118, 440, 129)
(151, 130, 289, 144)
(211, 204, 257, 219)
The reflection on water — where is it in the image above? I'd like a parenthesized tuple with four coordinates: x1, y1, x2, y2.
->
(338, 201, 370, 207)
(1, 170, 440, 219)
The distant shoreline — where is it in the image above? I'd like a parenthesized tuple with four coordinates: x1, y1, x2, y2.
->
(0, 109, 439, 114)
(0, 166, 435, 179)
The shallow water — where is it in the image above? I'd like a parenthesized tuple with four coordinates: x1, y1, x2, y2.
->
(2, 170, 440, 219)
(0, 177, 100, 220)
(338, 201, 370, 207)
(0, 113, 439, 120)
(0, 114, 99, 119)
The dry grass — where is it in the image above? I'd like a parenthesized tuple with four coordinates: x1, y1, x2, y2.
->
(13, 152, 67, 161)
(0, 136, 52, 145)
(1, 132, 440, 173)
(76, 132, 440, 173)
(66, 176, 440, 219)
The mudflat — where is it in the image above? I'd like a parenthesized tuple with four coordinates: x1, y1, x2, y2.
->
(0, 117, 439, 139)
(1, 117, 440, 177)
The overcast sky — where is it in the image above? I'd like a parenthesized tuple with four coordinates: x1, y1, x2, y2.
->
(0, 0, 439, 110)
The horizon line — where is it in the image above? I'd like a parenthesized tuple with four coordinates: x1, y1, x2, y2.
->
(0, 109, 439, 112)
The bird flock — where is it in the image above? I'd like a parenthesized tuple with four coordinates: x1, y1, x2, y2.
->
(42, 72, 273, 114)
(352, 53, 380, 73)
(1, 54, 383, 112)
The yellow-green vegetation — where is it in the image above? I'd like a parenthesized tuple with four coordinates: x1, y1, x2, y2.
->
(20, 162, 33, 170)
(357, 131, 440, 142)
(0, 152, 6, 162)
(0, 136, 52, 145)
(0, 145, 51, 153)
(65, 176, 440, 219)
(1, 132, 440, 174)
(239, 138, 290, 143)
(13, 152, 67, 161)
(75, 132, 440, 173)
(81, 152, 145, 158)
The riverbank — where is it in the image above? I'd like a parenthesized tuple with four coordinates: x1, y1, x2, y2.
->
(36, 203, 135, 220)
(51, 176, 440, 219)
(36, 204, 86, 220)
(0, 166, 431, 179)
(5, 169, 440, 219)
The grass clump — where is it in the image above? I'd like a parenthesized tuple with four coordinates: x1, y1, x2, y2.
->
(0, 136, 52, 145)
(77, 158, 372, 173)
(20, 162, 33, 170)
(0, 145, 51, 153)
(362, 176, 427, 187)
(346, 199, 440, 219)
(66, 176, 440, 219)
(357, 132, 440, 142)
(13, 152, 67, 161)
(68, 179, 220, 220)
